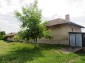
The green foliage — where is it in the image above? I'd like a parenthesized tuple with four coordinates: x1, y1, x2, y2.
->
(43, 30, 53, 39)
(13, 34, 21, 41)
(15, 0, 52, 43)
(0, 31, 6, 40)
(13, 31, 27, 41)
(41, 21, 53, 39)
(0, 41, 84, 63)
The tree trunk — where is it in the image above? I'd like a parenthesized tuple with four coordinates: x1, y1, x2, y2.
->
(34, 39, 36, 43)
(35, 38, 37, 43)
(33, 38, 37, 43)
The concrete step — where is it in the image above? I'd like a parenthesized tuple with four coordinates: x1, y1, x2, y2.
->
(60, 47, 82, 54)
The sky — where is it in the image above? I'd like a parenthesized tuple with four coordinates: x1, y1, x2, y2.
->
(0, 0, 85, 33)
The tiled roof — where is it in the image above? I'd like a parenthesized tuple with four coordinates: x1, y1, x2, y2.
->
(46, 18, 84, 28)
(6, 33, 16, 37)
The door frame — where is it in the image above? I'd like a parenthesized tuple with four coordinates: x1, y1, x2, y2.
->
(69, 32, 83, 47)
(82, 33, 85, 47)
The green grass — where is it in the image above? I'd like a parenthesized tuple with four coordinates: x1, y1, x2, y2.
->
(0, 40, 85, 63)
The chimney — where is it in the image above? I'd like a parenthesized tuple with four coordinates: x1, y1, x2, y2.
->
(65, 14, 70, 21)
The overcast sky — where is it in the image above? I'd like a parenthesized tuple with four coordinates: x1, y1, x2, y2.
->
(0, 0, 85, 33)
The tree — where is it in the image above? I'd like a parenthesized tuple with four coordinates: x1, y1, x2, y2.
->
(15, 0, 52, 43)
(13, 31, 28, 41)
(13, 34, 21, 41)
(0, 31, 6, 40)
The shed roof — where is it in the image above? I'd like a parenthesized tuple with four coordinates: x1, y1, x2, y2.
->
(6, 33, 16, 37)
(46, 18, 84, 28)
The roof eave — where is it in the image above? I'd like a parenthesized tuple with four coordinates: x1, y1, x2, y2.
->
(69, 22, 85, 28)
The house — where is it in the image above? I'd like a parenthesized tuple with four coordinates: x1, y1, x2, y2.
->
(37, 14, 84, 46)
(4, 33, 16, 41)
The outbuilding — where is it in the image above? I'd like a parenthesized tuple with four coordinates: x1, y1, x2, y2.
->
(4, 33, 16, 41)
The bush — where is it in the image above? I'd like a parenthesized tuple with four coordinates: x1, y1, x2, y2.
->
(0, 31, 6, 40)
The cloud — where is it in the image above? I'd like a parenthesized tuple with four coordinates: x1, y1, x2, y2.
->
(0, 14, 21, 33)
(0, 0, 32, 33)
(38, 0, 85, 19)
(0, 0, 85, 33)
(65, 0, 83, 4)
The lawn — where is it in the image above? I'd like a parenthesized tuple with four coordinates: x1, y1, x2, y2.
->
(0, 40, 85, 63)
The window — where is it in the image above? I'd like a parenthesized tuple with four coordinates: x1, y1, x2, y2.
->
(72, 28, 73, 32)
